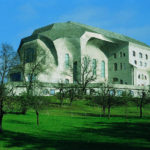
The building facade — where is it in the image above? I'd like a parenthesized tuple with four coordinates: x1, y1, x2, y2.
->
(10, 21, 150, 88)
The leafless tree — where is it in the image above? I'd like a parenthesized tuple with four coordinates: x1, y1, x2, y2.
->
(0, 43, 17, 132)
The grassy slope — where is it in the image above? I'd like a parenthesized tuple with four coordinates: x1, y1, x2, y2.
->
(0, 99, 150, 150)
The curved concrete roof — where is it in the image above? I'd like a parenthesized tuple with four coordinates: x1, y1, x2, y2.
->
(18, 21, 150, 50)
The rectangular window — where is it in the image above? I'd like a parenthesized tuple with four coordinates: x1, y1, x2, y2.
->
(92, 59, 96, 75)
(50, 89, 55, 95)
(10, 72, 21, 82)
(113, 77, 118, 82)
(114, 53, 116, 58)
(120, 63, 122, 70)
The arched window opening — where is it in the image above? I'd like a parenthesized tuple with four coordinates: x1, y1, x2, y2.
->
(139, 52, 142, 58)
(134, 60, 137, 65)
(146, 54, 148, 60)
(114, 63, 117, 71)
(101, 61, 105, 78)
(65, 53, 69, 68)
(133, 51, 136, 56)
(138, 74, 140, 79)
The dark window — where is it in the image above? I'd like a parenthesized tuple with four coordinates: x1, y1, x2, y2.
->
(10, 72, 21, 81)
(73, 61, 77, 82)
(138, 74, 140, 79)
(120, 80, 123, 84)
(146, 54, 148, 60)
(134, 60, 137, 65)
(145, 76, 147, 80)
(123, 53, 125, 57)
(133, 51, 136, 56)
(120, 63, 122, 70)
(140, 61, 142, 66)
(24, 48, 35, 63)
(113, 77, 118, 82)
(114, 63, 117, 71)
(114, 53, 116, 58)
(120, 52, 122, 57)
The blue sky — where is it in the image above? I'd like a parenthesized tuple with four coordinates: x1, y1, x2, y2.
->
(0, 0, 150, 50)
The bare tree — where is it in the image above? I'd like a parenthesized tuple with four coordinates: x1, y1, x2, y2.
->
(18, 46, 47, 114)
(63, 56, 97, 98)
(0, 43, 17, 132)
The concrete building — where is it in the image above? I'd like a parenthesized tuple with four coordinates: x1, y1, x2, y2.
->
(10, 21, 150, 88)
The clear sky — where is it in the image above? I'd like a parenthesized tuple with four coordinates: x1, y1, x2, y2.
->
(0, 0, 150, 51)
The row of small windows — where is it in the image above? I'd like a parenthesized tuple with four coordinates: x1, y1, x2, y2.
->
(138, 74, 147, 80)
(114, 52, 125, 58)
(113, 77, 127, 84)
(134, 60, 147, 67)
(114, 63, 126, 71)
(133, 51, 148, 60)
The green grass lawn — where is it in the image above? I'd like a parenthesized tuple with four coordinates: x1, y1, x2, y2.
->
(0, 99, 150, 150)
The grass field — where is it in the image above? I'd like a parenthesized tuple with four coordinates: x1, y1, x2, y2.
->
(0, 99, 150, 150)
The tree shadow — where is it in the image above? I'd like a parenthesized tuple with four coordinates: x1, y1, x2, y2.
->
(76, 121, 150, 144)
(0, 128, 150, 150)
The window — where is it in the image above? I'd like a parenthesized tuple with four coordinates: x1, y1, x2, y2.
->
(113, 77, 118, 82)
(65, 79, 69, 84)
(10, 72, 21, 82)
(114, 63, 117, 71)
(145, 62, 147, 67)
(114, 53, 116, 58)
(146, 54, 148, 60)
(117, 90, 122, 96)
(120, 52, 122, 57)
(139, 52, 142, 58)
(134, 60, 137, 65)
(73, 61, 77, 82)
(120, 80, 123, 84)
(92, 59, 96, 75)
(50, 89, 55, 95)
(145, 76, 147, 80)
(24, 48, 35, 63)
(123, 63, 126, 70)
(138, 74, 140, 79)
(27, 74, 36, 82)
(123, 53, 125, 57)
(65, 53, 69, 68)
(133, 51, 136, 56)
(140, 61, 142, 66)
(120, 63, 122, 70)
(43, 89, 49, 95)
(101, 61, 105, 78)
(84, 57, 88, 72)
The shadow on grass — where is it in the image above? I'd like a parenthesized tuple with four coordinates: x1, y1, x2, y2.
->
(0, 126, 150, 150)
(68, 111, 150, 119)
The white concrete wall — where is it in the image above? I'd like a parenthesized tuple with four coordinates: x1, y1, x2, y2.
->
(129, 42, 150, 86)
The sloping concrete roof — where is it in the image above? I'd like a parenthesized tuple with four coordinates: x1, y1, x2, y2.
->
(19, 21, 150, 50)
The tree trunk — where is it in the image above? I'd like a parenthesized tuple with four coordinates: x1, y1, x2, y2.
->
(108, 105, 110, 119)
(0, 99, 3, 133)
(36, 110, 39, 126)
(140, 98, 143, 118)
(102, 105, 106, 116)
